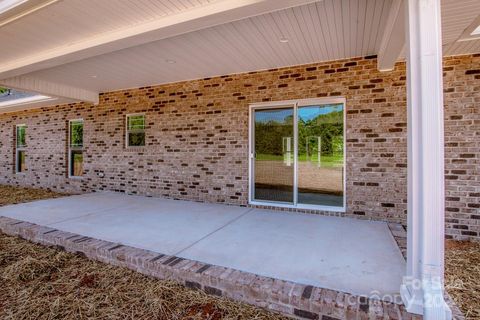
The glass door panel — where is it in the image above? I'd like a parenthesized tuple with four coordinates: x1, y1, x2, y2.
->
(253, 107, 294, 203)
(297, 104, 344, 207)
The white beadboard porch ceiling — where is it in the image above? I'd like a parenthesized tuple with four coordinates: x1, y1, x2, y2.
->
(1, 0, 479, 95)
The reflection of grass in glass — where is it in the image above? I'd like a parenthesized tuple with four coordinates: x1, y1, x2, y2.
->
(18, 151, 26, 172)
(256, 153, 343, 167)
(71, 152, 83, 176)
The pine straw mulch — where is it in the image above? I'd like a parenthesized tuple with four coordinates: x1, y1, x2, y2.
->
(0, 185, 479, 319)
(0, 185, 286, 320)
(445, 240, 480, 320)
(0, 233, 287, 320)
(0, 184, 66, 206)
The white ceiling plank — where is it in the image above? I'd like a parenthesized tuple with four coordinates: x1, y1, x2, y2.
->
(342, 0, 351, 58)
(361, 0, 376, 56)
(324, 0, 341, 60)
(332, 0, 345, 58)
(0, 76, 99, 104)
(0, 0, 318, 80)
(0, 0, 477, 101)
(367, 0, 385, 53)
(377, 0, 405, 71)
(355, 0, 367, 58)
(316, 1, 334, 60)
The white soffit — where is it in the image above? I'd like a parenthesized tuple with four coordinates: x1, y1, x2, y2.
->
(0, 0, 216, 63)
(441, 0, 480, 56)
(0, 0, 479, 100)
(23, 0, 395, 92)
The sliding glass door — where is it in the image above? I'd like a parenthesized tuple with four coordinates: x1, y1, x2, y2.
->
(297, 103, 344, 207)
(253, 106, 294, 203)
(250, 99, 345, 210)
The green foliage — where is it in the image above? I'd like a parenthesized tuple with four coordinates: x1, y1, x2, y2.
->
(128, 115, 145, 130)
(254, 108, 344, 166)
(298, 110, 343, 157)
(127, 115, 146, 146)
(0, 87, 8, 95)
(128, 132, 145, 147)
(16, 126, 26, 147)
(70, 121, 83, 147)
(254, 116, 293, 157)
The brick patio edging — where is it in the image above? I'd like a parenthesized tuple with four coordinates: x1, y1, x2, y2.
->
(0, 216, 422, 320)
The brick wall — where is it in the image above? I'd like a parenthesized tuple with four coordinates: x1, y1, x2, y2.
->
(0, 54, 478, 240)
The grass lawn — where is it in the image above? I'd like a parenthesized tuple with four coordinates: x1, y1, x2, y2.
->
(0, 185, 478, 319)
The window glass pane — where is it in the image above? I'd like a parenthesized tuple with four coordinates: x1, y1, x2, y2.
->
(16, 125, 26, 147)
(253, 107, 294, 203)
(297, 103, 344, 207)
(17, 150, 26, 173)
(70, 121, 83, 147)
(70, 150, 83, 176)
(128, 132, 145, 147)
(128, 115, 145, 130)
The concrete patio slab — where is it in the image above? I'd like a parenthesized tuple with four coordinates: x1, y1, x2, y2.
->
(178, 208, 406, 297)
(0, 193, 136, 225)
(0, 192, 406, 298)
(0, 192, 250, 255)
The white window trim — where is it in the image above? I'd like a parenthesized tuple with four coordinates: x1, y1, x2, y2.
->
(15, 123, 26, 174)
(248, 97, 347, 213)
(68, 119, 84, 179)
(125, 113, 146, 148)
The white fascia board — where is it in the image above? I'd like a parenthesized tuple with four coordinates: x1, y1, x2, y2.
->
(0, 0, 317, 79)
(377, 0, 406, 72)
(0, 94, 53, 108)
(0, 76, 99, 104)
(0, 0, 59, 28)
(0, 97, 74, 114)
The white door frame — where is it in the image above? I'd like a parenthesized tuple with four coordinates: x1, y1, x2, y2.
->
(248, 97, 346, 213)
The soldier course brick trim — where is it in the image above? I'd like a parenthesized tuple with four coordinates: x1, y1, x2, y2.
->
(0, 54, 478, 240)
(0, 216, 423, 320)
(1, 217, 466, 319)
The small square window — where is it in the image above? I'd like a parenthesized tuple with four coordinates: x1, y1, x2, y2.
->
(126, 114, 145, 147)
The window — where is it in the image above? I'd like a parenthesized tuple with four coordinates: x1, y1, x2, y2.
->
(69, 120, 84, 177)
(15, 124, 26, 173)
(250, 98, 346, 211)
(126, 114, 145, 147)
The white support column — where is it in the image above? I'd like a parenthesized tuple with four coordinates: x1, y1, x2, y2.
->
(401, 1, 451, 319)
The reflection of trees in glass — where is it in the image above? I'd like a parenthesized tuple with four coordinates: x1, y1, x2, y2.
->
(254, 107, 343, 166)
(298, 110, 343, 157)
(70, 121, 84, 147)
(127, 115, 146, 147)
(16, 126, 26, 147)
(0, 87, 8, 95)
(255, 115, 293, 156)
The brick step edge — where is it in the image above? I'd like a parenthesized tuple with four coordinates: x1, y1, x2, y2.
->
(0, 216, 418, 320)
